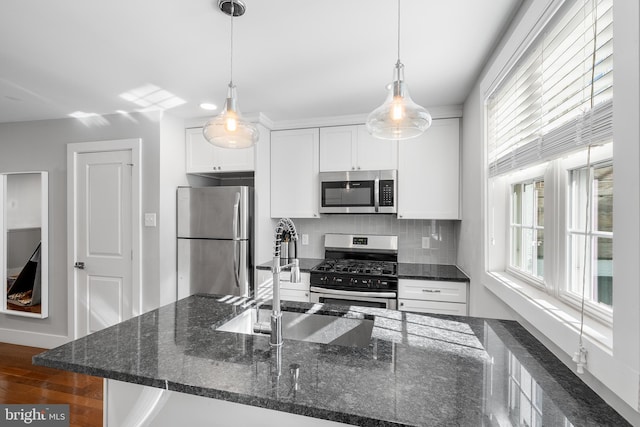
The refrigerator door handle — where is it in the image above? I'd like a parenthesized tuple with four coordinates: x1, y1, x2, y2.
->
(232, 192, 240, 241)
(231, 192, 241, 289)
(233, 241, 241, 288)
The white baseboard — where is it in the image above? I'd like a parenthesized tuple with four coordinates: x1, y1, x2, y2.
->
(0, 328, 69, 349)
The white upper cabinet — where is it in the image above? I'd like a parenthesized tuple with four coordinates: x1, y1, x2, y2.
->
(185, 127, 255, 173)
(270, 128, 320, 218)
(397, 118, 460, 219)
(319, 125, 397, 172)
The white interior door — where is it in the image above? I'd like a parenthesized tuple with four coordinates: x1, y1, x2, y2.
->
(71, 148, 134, 337)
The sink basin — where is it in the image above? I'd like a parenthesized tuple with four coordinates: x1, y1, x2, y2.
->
(217, 309, 373, 348)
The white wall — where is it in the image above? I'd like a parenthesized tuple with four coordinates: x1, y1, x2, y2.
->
(0, 111, 166, 346)
(459, 0, 640, 423)
(157, 114, 188, 309)
(457, 94, 513, 319)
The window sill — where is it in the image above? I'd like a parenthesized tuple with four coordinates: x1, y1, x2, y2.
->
(484, 271, 612, 350)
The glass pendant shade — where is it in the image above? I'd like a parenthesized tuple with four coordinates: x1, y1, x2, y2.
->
(203, 84, 259, 149)
(366, 61, 432, 140)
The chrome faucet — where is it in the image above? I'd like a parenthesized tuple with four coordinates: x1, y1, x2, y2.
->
(254, 218, 300, 346)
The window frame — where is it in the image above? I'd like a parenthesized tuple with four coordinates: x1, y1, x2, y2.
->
(493, 144, 613, 326)
(507, 177, 546, 287)
(557, 148, 614, 324)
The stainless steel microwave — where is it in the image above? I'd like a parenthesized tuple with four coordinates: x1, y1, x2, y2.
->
(319, 170, 397, 214)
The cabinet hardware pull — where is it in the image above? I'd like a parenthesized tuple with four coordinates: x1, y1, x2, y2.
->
(422, 289, 441, 293)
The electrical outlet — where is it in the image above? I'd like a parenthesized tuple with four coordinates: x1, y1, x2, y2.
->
(422, 237, 430, 249)
(144, 213, 157, 227)
(301, 234, 309, 245)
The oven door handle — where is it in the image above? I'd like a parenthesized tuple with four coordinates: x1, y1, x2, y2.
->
(310, 286, 397, 299)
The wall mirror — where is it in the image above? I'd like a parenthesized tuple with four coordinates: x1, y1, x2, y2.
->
(0, 172, 48, 318)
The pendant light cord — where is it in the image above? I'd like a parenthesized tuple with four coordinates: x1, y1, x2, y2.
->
(397, 0, 401, 63)
(580, 0, 598, 341)
(574, 0, 599, 374)
(229, 1, 234, 86)
(578, 145, 592, 344)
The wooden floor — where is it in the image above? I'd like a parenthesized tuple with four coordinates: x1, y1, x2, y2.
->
(0, 342, 103, 427)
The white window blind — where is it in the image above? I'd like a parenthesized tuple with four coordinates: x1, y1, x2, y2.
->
(488, 0, 613, 177)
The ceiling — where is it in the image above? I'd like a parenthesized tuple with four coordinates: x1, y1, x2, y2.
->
(0, 0, 521, 125)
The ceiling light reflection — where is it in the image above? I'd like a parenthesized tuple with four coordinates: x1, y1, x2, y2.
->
(119, 84, 186, 111)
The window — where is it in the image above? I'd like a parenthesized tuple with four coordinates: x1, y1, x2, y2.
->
(486, 0, 614, 323)
(567, 162, 613, 307)
(510, 179, 544, 281)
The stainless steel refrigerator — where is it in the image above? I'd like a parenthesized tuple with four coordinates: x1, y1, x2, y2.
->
(177, 186, 252, 300)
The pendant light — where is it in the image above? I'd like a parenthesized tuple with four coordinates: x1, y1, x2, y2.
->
(203, 0, 259, 149)
(366, 0, 432, 140)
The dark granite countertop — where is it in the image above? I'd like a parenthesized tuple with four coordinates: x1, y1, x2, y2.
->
(258, 259, 469, 283)
(34, 295, 628, 426)
(256, 258, 323, 272)
(397, 263, 469, 282)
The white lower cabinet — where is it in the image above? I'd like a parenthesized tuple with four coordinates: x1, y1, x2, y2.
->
(398, 279, 468, 315)
(106, 379, 349, 427)
(256, 269, 310, 302)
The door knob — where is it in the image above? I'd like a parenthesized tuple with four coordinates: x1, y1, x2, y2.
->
(74, 262, 85, 269)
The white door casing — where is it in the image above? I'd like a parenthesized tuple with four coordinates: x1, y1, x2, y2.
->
(67, 139, 141, 339)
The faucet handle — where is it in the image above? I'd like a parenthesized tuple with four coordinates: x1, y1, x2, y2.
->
(253, 300, 272, 335)
(290, 259, 301, 283)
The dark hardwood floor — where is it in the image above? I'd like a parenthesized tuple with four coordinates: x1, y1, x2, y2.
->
(0, 343, 103, 427)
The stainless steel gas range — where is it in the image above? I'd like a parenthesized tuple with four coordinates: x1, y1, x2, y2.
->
(310, 234, 398, 309)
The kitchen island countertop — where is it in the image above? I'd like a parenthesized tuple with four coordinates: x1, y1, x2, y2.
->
(33, 294, 628, 426)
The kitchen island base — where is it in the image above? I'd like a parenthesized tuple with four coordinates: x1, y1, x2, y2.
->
(106, 379, 350, 427)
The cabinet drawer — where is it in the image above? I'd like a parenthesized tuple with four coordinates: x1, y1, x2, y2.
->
(280, 288, 310, 303)
(398, 279, 467, 303)
(398, 299, 467, 316)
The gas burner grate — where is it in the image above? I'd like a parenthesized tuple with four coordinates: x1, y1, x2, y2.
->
(312, 259, 397, 277)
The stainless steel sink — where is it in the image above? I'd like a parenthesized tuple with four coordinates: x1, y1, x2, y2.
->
(217, 309, 373, 348)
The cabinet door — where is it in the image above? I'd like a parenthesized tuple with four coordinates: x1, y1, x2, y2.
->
(211, 143, 255, 172)
(319, 125, 398, 172)
(185, 128, 255, 173)
(185, 128, 215, 173)
(398, 118, 460, 219)
(355, 125, 398, 171)
(319, 126, 356, 172)
(271, 129, 320, 218)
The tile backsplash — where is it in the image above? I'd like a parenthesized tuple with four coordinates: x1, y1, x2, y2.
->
(292, 215, 458, 265)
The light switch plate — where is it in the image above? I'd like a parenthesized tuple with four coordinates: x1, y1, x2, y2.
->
(301, 234, 309, 245)
(144, 213, 157, 227)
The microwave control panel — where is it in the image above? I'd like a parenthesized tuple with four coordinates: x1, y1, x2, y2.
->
(380, 180, 395, 207)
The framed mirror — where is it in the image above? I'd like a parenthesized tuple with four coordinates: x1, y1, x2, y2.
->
(1, 172, 48, 318)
